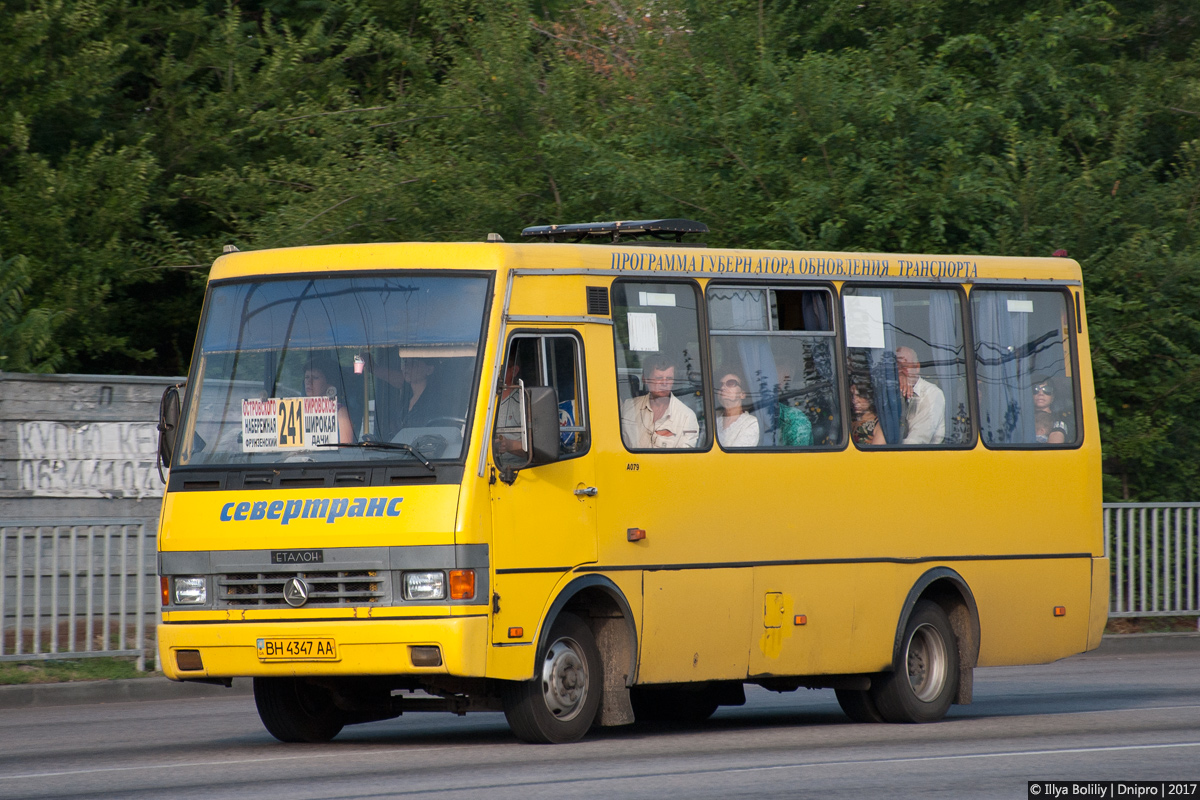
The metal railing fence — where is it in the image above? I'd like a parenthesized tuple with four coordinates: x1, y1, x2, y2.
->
(0, 519, 157, 669)
(1, 507, 1197, 669)
(1105, 503, 1200, 617)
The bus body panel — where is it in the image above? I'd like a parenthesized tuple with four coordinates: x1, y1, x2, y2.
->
(159, 616, 488, 680)
(1088, 557, 1110, 651)
(159, 486, 460, 553)
(488, 572, 571, 650)
(638, 567, 754, 683)
(964, 556, 1092, 666)
(749, 564, 866, 677)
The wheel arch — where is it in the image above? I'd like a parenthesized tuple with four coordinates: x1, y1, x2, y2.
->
(893, 567, 981, 704)
(536, 574, 638, 726)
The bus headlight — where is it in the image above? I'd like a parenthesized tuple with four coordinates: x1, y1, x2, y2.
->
(173, 577, 207, 605)
(403, 571, 446, 600)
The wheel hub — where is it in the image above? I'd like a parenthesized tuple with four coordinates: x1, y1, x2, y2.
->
(541, 638, 589, 721)
(906, 623, 948, 703)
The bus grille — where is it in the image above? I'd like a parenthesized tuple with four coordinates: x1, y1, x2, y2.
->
(218, 571, 386, 606)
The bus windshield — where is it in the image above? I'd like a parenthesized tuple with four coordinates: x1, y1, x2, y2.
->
(176, 274, 490, 467)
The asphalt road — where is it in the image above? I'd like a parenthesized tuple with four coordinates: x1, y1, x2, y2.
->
(2, 647, 1199, 799)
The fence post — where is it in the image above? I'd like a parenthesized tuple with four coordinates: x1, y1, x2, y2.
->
(15, 528, 24, 656)
(135, 526, 145, 672)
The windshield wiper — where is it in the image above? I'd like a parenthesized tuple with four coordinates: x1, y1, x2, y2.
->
(316, 440, 436, 472)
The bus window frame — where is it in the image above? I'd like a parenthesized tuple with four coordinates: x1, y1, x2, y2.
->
(610, 278, 714, 455)
(705, 280, 847, 453)
(500, 329, 592, 462)
(171, 268, 496, 478)
(840, 281, 978, 452)
(969, 283, 1085, 451)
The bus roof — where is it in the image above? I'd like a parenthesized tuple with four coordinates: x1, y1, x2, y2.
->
(208, 241, 1083, 285)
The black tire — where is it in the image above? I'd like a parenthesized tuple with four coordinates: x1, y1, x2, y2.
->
(502, 612, 602, 743)
(870, 600, 959, 723)
(253, 677, 345, 743)
(835, 687, 885, 723)
(630, 686, 720, 724)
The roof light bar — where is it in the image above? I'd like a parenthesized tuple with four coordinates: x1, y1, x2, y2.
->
(520, 218, 708, 243)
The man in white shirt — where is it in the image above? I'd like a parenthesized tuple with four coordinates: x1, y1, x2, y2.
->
(895, 346, 945, 445)
(620, 359, 699, 449)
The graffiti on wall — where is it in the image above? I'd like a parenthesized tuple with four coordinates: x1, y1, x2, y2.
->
(17, 421, 162, 498)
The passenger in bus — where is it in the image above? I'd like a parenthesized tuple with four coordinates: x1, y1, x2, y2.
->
(1032, 376, 1070, 444)
(850, 380, 887, 445)
(620, 357, 699, 448)
(895, 346, 945, 445)
(303, 356, 355, 443)
(715, 371, 759, 448)
(773, 363, 815, 446)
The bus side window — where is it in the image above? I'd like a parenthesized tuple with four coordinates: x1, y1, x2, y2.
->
(612, 282, 708, 451)
(495, 334, 590, 466)
(707, 285, 841, 448)
(972, 289, 1079, 447)
(842, 286, 972, 448)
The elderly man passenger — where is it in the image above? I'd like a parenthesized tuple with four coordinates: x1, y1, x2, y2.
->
(620, 356, 700, 448)
(895, 346, 945, 445)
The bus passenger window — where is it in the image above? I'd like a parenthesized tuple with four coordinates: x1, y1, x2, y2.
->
(971, 289, 1079, 447)
(842, 286, 972, 448)
(707, 285, 840, 448)
(612, 282, 707, 450)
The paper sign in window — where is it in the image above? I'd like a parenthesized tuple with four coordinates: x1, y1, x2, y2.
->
(1007, 299, 1034, 313)
(638, 292, 676, 307)
(241, 396, 340, 452)
(627, 312, 660, 352)
(843, 296, 885, 349)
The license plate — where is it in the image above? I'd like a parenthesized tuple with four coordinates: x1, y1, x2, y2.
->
(256, 637, 338, 661)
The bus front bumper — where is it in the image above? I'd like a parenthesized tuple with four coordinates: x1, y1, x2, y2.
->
(157, 614, 489, 681)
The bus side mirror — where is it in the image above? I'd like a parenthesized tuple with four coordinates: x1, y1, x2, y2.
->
(526, 387, 560, 468)
(157, 383, 185, 482)
(495, 385, 560, 484)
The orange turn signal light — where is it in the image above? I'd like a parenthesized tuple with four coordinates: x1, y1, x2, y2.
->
(508, 627, 523, 638)
(160, 576, 170, 607)
(794, 615, 807, 626)
(627, 527, 646, 542)
(1053, 606, 1066, 617)
(449, 569, 475, 600)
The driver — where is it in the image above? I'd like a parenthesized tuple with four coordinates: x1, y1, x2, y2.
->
(397, 357, 446, 428)
(304, 354, 354, 443)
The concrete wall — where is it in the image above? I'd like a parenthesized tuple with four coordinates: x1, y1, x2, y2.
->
(0, 373, 182, 660)
(0, 372, 183, 526)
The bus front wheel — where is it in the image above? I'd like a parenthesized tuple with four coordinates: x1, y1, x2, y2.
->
(253, 677, 345, 743)
(870, 600, 959, 723)
(502, 612, 601, 743)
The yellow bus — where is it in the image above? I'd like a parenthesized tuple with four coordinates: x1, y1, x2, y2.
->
(156, 219, 1107, 744)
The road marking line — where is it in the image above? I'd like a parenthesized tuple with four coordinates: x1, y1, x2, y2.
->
(5, 740, 1200, 787)
(377, 741, 1200, 796)
(0, 745, 454, 781)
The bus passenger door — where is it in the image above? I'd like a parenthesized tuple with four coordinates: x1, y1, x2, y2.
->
(489, 331, 597, 645)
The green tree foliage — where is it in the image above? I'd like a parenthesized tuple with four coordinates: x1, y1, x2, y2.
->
(0, 0, 1197, 499)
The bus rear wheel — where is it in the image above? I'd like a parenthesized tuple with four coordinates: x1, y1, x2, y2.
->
(870, 600, 959, 723)
(502, 612, 601, 743)
(253, 677, 345, 743)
